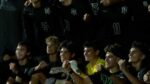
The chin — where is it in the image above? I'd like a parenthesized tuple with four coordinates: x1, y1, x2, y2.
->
(85, 58, 90, 61)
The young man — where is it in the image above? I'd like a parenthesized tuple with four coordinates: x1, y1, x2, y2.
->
(30, 36, 63, 84)
(83, 41, 105, 75)
(7, 41, 37, 84)
(118, 41, 150, 84)
(64, 43, 129, 84)
(22, 0, 61, 56)
(62, 41, 106, 84)
(60, 40, 81, 84)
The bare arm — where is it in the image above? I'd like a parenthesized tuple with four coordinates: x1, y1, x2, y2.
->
(110, 75, 127, 84)
(118, 59, 145, 84)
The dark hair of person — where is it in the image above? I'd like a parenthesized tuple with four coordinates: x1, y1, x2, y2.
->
(59, 40, 77, 54)
(83, 41, 100, 51)
(131, 41, 150, 67)
(104, 43, 127, 59)
(17, 41, 31, 53)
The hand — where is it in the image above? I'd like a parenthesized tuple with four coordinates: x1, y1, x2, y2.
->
(143, 71, 150, 83)
(83, 13, 91, 23)
(9, 62, 17, 71)
(62, 60, 72, 72)
(35, 61, 48, 70)
(96, 64, 102, 72)
(118, 59, 126, 71)
(15, 76, 22, 83)
(24, 0, 31, 6)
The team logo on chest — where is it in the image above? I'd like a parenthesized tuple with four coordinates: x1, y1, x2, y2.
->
(44, 7, 51, 15)
(121, 6, 128, 14)
(91, 3, 99, 15)
(71, 8, 77, 16)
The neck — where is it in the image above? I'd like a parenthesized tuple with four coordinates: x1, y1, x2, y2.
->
(131, 61, 142, 71)
(109, 65, 120, 73)
(32, 1, 41, 8)
(19, 58, 28, 65)
(89, 57, 99, 66)
(49, 53, 57, 63)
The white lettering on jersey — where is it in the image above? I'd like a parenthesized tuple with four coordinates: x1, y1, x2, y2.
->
(71, 8, 77, 16)
(113, 22, 121, 35)
(44, 7, 51, 15)
(41, 22, 49, 31)
(91, 3, 99, 15)
(64, 19, 70, 32)
(49, 67, 66, 74)
(121, 6, 128, 14)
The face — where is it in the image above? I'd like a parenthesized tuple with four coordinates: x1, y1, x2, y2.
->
(46, 42, 58, 55)
(84, 47, 98, 61)
(105, 52, 118, 69)
(128, 47, 144, 63)
(59, 0, 72, 6)
(60, 47, 73, 62)
(100, 0, 120, 7)
(100, 0, 111, 7)
(16, 45, 28, 60)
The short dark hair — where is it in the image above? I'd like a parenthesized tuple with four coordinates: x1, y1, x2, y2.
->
(83, 41, 100, 51)
(104, 43, 126, 59)
(131, 41, 150, 67)
(131, 41, 149, 56)
(17, 41, 31, 53)
(59, 40, 77, 54)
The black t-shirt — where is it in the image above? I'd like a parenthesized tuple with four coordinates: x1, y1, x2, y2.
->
(10, 59, 38, 82)
(58, 0, 89, 43)
(95, 1, 132, 41)
(22, 2, 61, 55)
(89, 68, 129, 84)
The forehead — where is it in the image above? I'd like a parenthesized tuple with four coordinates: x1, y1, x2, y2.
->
(84, 47, 94, 51)
(16, 45, 27, 49)
(60, 47, 69, 52)
(47, 41, 55, 45)
(130, 47, 141, 52)
(105, 52, 115, 57)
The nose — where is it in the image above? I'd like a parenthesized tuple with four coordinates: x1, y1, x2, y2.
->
(128, 52, 132, 57)
(105, 56, 108, 62)
(60, 52, 64, 57)
(84, 51, 87, 56)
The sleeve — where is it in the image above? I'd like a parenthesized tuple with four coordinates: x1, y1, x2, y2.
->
(89, 68, 113, 84)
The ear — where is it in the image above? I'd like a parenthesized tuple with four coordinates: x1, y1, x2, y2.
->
(71, 53, 75, 58)
(27, 52, 31, 56)
(141, 54, 146, 60)
(96, 50, 100, 56)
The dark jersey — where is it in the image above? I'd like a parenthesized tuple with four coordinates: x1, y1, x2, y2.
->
(59, 0, 89, 44)
(129, 0, 150, 40)
(89, 68, 128, 84)
(10, 59, 38, 82)
(22, 2, 61, 55)
(95, 1, 132, 41)
(37, 56, 70, 84)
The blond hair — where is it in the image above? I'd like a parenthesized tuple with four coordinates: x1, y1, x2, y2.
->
(45, 36, 60, 46)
